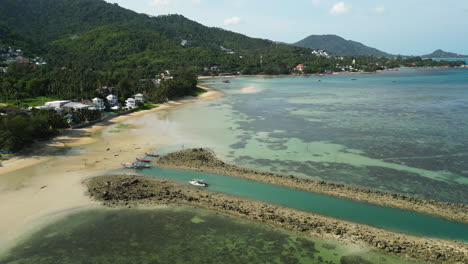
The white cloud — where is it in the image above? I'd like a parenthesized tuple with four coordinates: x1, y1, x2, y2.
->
(192, 0, 202, 4)
(148, 0, 171, 7)
(375, 6, 385, 14)
(329, 2, 351, 15)
(224, 16, 241, 26)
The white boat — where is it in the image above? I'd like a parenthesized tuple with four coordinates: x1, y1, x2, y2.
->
(189, 179, 208, 187)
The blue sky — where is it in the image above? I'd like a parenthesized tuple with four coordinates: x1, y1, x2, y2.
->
(105, 0, 468, 55)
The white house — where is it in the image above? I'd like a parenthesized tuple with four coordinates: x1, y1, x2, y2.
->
(92, 97, 105, 111)
(44, 100, 71, 110)
(106, 94, 119, 106)
(134, 93, 144, 102)
(125, 98, 136, 109)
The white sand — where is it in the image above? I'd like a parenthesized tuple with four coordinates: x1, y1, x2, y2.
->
(0, 87, 222, 253)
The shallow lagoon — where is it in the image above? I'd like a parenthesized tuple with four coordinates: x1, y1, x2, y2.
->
(155, 68, 468, 203)
(1, 207, 419, 264)
(141, 166, 468, 241)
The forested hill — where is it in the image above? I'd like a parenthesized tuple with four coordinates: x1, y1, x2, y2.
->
(0, 0, 463, 75)
(293, 35, 391, 57)
(0, 0, 144, 44)
(422, 49, 468, 58)
(0, 0, 279, 63)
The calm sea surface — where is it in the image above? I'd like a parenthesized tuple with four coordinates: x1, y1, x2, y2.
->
(155, 68, 468, 203)
(432, 58, 468, 64)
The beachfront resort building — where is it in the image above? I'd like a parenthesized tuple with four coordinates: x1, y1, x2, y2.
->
(134, 93, 145, 102)
(92, 97, 105, 111)
(106, 94, 119, 106)
(44, 100, 71, 110)
(125, 98, 137, 109)
(62, 102, 94, 111)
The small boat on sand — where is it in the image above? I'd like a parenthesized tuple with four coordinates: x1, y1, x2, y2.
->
(189, 179, 208, 187)
(145, 153, 160, 157)
(122, 162, 152, 169)
(136, 158, 151, 162)
(122, 163, 141, 169)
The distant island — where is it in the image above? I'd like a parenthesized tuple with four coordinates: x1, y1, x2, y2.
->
(423, 49, 468, 58)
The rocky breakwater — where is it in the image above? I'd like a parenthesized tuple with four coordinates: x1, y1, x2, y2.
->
(155, 148, 468, 223)
(86, 175, 467, 264)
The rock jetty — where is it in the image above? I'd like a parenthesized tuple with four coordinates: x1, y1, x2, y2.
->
(87, 175, 467, 264)
(155, 148, 468, 223)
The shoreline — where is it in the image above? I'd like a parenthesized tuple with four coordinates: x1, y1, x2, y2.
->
(86, 174, 468, 264)
(155, 149, 468, 223)
(0, 86, 223, 251)
(198, 66, 467, 80)
(0, 86, 222, 175)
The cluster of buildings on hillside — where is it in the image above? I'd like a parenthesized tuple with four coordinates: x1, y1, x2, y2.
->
(294, 59, 359, 73)
(220, 46, 235, 54)
(311, 49, 331, 58)
(0, 47, 47, 73)
(34, 93, 146, 113)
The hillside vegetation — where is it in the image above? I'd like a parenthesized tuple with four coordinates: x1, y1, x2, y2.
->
(0, 0, 464, 102)
(293, 34, 390, 57)
(423, 49, 468, 58)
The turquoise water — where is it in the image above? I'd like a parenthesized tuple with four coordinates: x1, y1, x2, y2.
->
(152, 68, 468, 204)
(137, 166, 468, 241)
(1, 208, 419, 264)
(432, 58, 468, 64)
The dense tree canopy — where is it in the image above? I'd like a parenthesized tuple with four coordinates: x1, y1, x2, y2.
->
(0, 0, 465, 152)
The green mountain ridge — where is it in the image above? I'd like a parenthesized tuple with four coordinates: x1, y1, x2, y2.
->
(0, 0, 283, 64)
(0, 0, 464, 74)
(293, 34, 391, 57)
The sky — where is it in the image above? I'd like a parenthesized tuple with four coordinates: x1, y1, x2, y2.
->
(105, 0, 468, 55)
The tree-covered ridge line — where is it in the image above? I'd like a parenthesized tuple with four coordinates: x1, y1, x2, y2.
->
(293, 34, 391, 57)
(0, 0, 465, 154)
(0, 1, 462, 67)
(422, 49, 468, 59)
(0, 0, 465, 75)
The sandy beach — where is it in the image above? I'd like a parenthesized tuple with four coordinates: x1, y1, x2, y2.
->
(0, 86, 222, 252)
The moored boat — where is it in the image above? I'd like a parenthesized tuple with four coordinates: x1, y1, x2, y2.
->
(189, 179, 208, 187)
(145, 153, 160, 157)
(136, 158, 151, 162)
(121, 163, 142, 169)
(122, 162, 152, 169)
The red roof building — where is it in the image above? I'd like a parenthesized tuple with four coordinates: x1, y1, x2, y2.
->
(295, 64, 304, 72)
